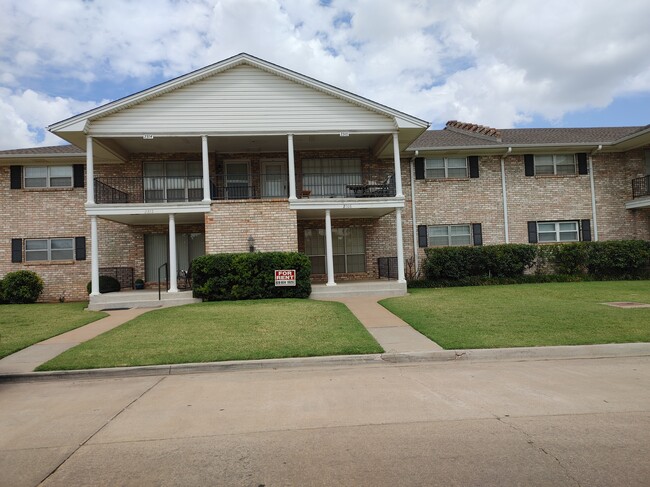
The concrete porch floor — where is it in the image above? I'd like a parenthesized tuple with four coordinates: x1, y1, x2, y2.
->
(310, 279, 407, 299)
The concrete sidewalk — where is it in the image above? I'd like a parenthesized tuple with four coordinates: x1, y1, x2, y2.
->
(0, 308, 151, 374)
(329, 296, 444, 353)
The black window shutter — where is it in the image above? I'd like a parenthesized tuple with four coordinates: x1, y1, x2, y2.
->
(468, 156, 479, 178)
(11, 238, 22, 263)
(75, 236, 86, 260)
(576, 153, 588, 175)
(527, 221, 538, 243)
(524, 155, 535, 176)
(73, 164, 85, 188)
(10, 166, 22, 189)
(580, 220, 592, 242)
(472, 223, 483, 246)
(415, 158, 425, 180)
(417, 225, 428, 247)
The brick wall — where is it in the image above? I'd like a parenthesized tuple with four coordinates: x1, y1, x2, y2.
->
(205, 200, 297, 253)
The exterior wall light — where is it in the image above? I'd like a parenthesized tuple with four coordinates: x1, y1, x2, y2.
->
(248, 235, 255, 253)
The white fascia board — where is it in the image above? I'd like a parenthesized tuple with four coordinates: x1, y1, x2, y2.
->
(408, 142, 616, 154)
(49, 53, 429, 133)
(290, 197, 405, 211)
(85, 202, 211, 216)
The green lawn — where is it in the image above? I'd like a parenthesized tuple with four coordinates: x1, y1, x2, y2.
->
(380, 281, 650, 349)
(0, 302, 107, 359)
(38, 299, 383, 370)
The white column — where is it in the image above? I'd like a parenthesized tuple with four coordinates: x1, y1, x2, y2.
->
(395, 208, 406, 283)
(168, 214, 179, 293)
(90, 216, 100, 296)
(325, 209, 336, 286)
(287, 134, 297, 200)
(392, 133, 404, 197)
(201, 135, 211, 202)
(86, 135, 95, 204)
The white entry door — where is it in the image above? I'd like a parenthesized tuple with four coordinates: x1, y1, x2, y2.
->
(262, 160, 287, 198)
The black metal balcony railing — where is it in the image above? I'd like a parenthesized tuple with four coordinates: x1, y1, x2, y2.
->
(94, 171, 397, 203)
(210, 173, 289, 200)
(299, 171, 395, 198)
(632, 175, 650, 199)
(95, 177, 204, 204)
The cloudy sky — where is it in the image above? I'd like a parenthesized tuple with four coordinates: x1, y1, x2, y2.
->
(1, 0, 649, 149)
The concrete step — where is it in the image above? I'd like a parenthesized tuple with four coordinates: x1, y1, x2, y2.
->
(88, 290, 201, 311)
(310, 281, 407, 299)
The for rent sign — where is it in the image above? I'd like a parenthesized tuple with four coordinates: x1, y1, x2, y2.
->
(275, 269, 296, 286)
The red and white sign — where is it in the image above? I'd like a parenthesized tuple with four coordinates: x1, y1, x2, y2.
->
(275, 269, 296, 287)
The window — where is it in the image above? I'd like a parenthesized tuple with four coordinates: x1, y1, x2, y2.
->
(144, 161, 203, 202)
(534, 154, 576, 176)
(24, 166, 73, 188)
(425, 157, 468, 179)
(304, 227, 365, 274)
(302, 158, 362, 196)
(427, 224, 472, 246)
(25, 238, 74, 261)
(537, 221, 579, 242)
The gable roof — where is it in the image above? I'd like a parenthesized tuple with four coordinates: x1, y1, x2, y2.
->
(48, 53, 429, 132)
(410, 121, 650, 152)
(0, 144, 83, 156)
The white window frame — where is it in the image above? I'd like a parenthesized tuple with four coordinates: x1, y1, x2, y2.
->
(536, 221, 580, 243)
(534, 154, 576, 176)
(25, 238, 74, 262)
(425, 157, 468, 179)
(24, 165, 73, 188)
(427, 224, 472, 247)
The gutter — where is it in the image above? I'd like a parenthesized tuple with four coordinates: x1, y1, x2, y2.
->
(589, 145, 602, 241)
(410, 151, 419, 276)
(500, 147, 512, 243)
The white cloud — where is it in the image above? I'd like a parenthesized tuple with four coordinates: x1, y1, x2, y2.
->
(1, 0, 650, 149)
(0, 88, 104, 149)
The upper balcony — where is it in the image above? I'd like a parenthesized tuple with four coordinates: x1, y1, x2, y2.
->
(626, 175, 650, 210)
(94, 168, 396, 204)
(632, 175, 649, 199)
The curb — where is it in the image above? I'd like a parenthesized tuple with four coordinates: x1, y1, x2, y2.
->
(1, 343, 649, 383)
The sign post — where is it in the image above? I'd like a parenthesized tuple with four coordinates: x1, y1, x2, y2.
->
(275, 269, 296, 287)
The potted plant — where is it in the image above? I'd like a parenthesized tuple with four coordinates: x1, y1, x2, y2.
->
(134, 278, 145, 290)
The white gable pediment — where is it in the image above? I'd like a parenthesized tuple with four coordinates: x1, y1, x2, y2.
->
(89, 64, 397, 135)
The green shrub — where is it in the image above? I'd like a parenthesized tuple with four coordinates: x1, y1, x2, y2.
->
(2, 270, 44, 304)
(86, 275, 121, 294)
(423, 244, 536, 280)
(0, 278, 6, 304)
(586, 240, 650, 278)
(192, 252, 312, 301)
(482, 244, 537, 277)
(548, 242, 590, 275)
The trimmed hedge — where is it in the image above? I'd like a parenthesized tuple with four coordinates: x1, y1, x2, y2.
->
(420, 240, 650, 286)
(1, 270, 44, 304)
(86, 275, 121, 294)
(423, 244, 537, 280)
(191, 252, 311, 301)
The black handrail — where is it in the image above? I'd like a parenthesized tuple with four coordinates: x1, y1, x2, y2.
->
(158, 262, 168, 300)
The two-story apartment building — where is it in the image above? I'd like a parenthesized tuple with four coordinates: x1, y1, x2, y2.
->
(1, 53, 649, 305)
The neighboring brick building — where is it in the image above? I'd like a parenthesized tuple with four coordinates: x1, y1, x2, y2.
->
(1, 54, 649, 303)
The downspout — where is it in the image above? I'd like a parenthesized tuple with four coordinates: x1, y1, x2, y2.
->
(500, 147, 512, 243)
(589, 144, 602, 241)
(410, 151, 419, 276)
